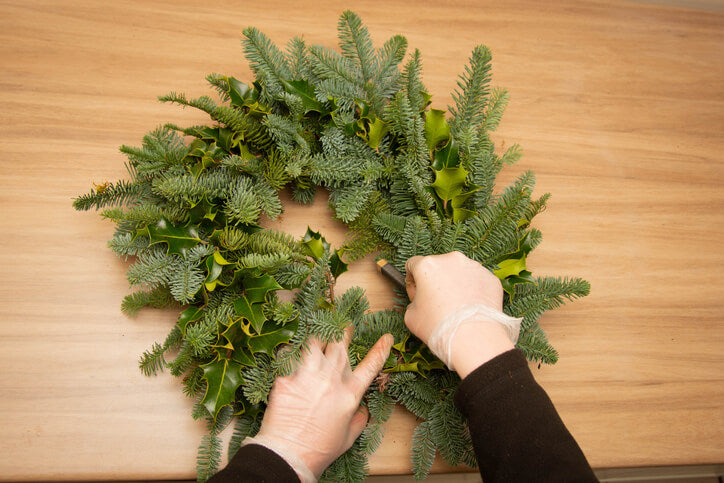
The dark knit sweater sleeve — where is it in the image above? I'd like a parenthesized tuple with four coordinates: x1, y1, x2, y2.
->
(454, 348, 598, 483)
(208, 443, 300, 483)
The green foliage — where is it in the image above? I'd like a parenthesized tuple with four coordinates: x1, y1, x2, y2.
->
(74, 11, 589, 482)
(121, 286, 174, 316)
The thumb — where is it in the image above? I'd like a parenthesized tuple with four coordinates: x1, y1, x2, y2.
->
(344, 406, 369, 448)
(351, 334, 394, 397)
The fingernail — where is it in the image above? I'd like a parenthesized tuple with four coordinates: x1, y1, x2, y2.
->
(384, 333, 394, 345)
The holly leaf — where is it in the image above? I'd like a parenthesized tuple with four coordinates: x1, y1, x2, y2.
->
(301, 227, 330, 260)
(431, 139, 460, 170)
(424, 109, 450, 151)
(364, 117, 389, 150)
(225, 76, 253, 107)
(248, 319, 299, 356)
(189, 195, 219, 225)
(501, 270, 536, 297)
(330, 251, 348, 278)
(231, 345, 256, 366)
(178, 306, 203, 336)
(187, 138, 208, 158)
(450, 187, 480, 222)
(200, 358, 243, 420)
(430, 165, 469, 201)
(138, 217, 202, 257)
(281, 79, 326, 114)
(233, 296, 266, 333)
(243, 275, 283, 304)
(204, 251, 232, 292)
(493, 255, 528, 280)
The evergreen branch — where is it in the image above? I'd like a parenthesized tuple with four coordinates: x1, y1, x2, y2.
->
(242, 26, 292, 98)
(449, 45, 493, 132)
(338, 10, 375, 83)
(411, 421, 436, 480)
(242, 355, 275, 404)
(121, 286, 174, 316)
(374, 35, 407, 92)
(108, 233, 149, 261)
(228, 412, 261, 460)
(196, 434, 222, 483)
(224, 177, 261, 225)
(72, 179, 139, 211)
(126, 249, 182, 288)
(401, 49, 426, 113)
(516, 325, 559, 364)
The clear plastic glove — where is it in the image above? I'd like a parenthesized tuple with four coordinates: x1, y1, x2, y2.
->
(404, 251, 518, 378)
(246, 327, 394, 482)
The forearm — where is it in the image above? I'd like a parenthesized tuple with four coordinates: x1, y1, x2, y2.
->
(454, 349, 598, 483)
(208, 443, 300, 483)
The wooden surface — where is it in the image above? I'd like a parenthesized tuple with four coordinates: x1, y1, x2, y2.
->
(1, 0, 723, 480)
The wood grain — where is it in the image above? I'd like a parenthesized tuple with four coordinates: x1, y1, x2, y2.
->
(0, 0, 722, 480)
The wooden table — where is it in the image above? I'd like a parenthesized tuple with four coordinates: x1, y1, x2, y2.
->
(1, 0, 722, 480)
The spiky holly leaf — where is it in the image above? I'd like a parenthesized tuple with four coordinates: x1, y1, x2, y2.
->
(430, 165, 469, 201)
(431, 139, 460, 170)
(282, 79, 327, 114)
(243, 275, 283, 304)
(424, 109, 450, 151)
(178, 306, 203, 336)
(301, 227, 329, 259)
(137, 217, 203, 257)
(204, 251, 233, 292)
(200, 358, 243, 420)
(233, 296, 266, 333)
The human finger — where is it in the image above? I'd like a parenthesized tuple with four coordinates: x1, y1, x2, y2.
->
(344, 406, 369, 448)
(325, 324, 354, 368)
(350, 334, 394, 397)
(404, 255, 423, 301)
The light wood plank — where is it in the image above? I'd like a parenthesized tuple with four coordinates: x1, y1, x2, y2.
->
(0, 0, 722, 480)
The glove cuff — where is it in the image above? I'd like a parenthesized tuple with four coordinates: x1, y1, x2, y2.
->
(427, 303, 522, 372)
(242, 435, 317, 483)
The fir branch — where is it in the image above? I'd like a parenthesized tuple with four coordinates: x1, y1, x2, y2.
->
(121, 286, 174, 316)
(168, 260, 205, 304)
(108, 233, 149, 260)
(449, 45, 493, 132)
(182, 366, 205, 398)
(242, 26, 292, 99)
(224, 177, 261, 225)
(517, 325, 559, 364)
(138, 342, 167, 377)
(126, 249, 181, 288)
(338, 10, 374, 84)
(242, 355, 275, 404)
(411, 421, 436, 480)
(228, 412, 262, 460)
(72, 179, 139, 211)
(196, 434, 222, 483)
(480, 87, 509, 133)
(373, 34, 407, 94)
(253, 179, 283, 219)
(119, 125, 189, 176)
(401, 49, 427, 113)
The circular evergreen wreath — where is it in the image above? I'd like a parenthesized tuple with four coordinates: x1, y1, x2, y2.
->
(74, 11, 589, 482)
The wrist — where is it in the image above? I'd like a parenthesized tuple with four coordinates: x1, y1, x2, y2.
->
(449, 321, 514, 379)
(244, 433, 319, 482)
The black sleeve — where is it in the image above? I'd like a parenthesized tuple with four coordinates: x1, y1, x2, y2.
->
(208, 443, 300, 483)
(454, 348, 598, 483)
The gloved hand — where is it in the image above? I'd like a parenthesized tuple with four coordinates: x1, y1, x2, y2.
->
(404, 251, 519, 378)
(244, 327, 394, 482)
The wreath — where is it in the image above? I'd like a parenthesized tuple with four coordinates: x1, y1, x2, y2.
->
(74, 11, 589, 482)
